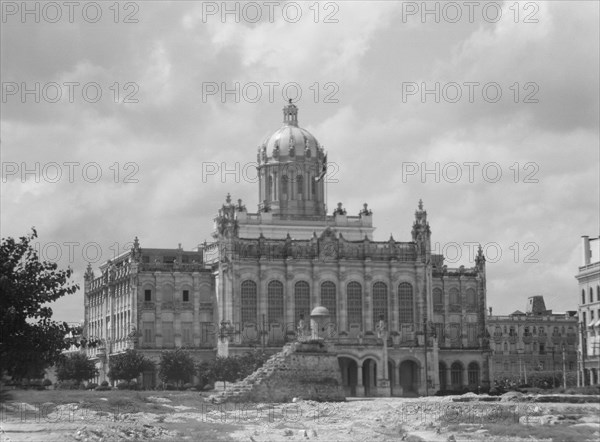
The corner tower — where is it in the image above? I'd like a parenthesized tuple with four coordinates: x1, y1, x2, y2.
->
(256, 100, 327, 218)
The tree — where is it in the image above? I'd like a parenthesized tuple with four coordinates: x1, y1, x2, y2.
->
(56, 352, 98, 384)
(109, 349, 154, 383)
(0, 228, 88, 379)
(158, 348, 195, 386)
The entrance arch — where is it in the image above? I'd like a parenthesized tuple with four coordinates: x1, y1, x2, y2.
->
(362, 358, 377, 396)
(338, 357, 359, 396)
(399, 360, 419, 396)
(451, 361, 464, 391)
(439, 362, 448, 391)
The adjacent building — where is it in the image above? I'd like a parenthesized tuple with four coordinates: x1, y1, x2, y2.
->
(83, 243, 216, 388)
(487, 296, 578, 386)
(576, 235, 600, 386)
(83, 102, 492, 395)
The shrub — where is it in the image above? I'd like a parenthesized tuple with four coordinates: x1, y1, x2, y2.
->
(101, 380, 109, 387)
(42, 379, 52, 388)
(56, 380, 79, 390)
(95, 385, 111, 391)
(117, 382, 129, 390)
(183, 383, 193, 390)
(159, 349, 195, 387)
(86, 382, 98, 390)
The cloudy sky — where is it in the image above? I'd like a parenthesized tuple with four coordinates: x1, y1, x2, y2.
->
(1, 1, 598, 322)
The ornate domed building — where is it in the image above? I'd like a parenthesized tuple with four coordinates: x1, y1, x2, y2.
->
(205, 102, 492, 396)
(84, 102, 491, 396)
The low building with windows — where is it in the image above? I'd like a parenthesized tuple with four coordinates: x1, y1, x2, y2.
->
(84, 102, 492, 395)
(83, 242, 216, 387)
(576, 235, 600, 386)
(487, 296, 578, 386)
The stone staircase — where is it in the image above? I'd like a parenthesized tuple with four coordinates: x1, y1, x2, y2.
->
(209, 342, 300, 403)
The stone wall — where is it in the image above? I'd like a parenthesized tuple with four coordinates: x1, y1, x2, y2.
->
(210, 341, 345, 403)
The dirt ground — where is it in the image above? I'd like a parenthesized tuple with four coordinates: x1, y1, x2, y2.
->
(1, 391, 599, 442)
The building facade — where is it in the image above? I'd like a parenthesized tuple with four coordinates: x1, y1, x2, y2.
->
(207, 102, 491, 396)
(83, 102, 492, 395)
(487, 296, 578, 386)
(576, 235, 600, 386)
(83, 241, 216, 387)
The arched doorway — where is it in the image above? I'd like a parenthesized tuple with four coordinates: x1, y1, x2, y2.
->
(468, 362, 480, 389)
(451, 361, 464, 391)
(399, 360, 419, 396)
(439, 362, 448, 391)
(363, 358, 377, 396)
(338, 357, 358, 396)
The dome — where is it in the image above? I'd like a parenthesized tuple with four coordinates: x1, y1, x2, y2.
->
(257, 101, 324, 164)
(310, 306, 330, 317)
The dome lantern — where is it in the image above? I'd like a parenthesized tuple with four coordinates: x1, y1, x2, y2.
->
(283, 98, 298, 127)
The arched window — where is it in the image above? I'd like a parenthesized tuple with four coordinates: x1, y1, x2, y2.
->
(294, 281, 310, 325)
(449, 287, 460, 305)
(468, 362, 480, 386)
(466, 288, 476, 306)
(347, 282, 363, 329)
(281, 175, 288, 195)
(433, 287, 443, 312)
(267, 281, 284, 324)
(321, 282, 337, 325)
(372, 282, 388, 327)
(451, 362, 463, 388)
(241, 281, 257, 325)
(297, 175, 304, 196)
(398, 283, 414, 324)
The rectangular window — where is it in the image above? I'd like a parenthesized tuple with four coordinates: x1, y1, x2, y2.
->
(591, 310, 595, 320)
(539, 343, 546, 355)
(143, 321, 154, 345)
(144, 290, 152, 302)
(163, 322, 174, 347)
(182, 322, 193, 346)
(183, 290, 190, 302)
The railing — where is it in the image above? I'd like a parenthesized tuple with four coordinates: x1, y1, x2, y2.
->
(222, 238, 417, 262)
(138, 262, 204, 272)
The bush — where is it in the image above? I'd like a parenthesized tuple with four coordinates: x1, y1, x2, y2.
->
(117, 382, 129, 390)
(56, 380, 80, 390)
(42, 379, 52, 388)
(95, 385, 111, 391)
(183, 383, 193, 390)
(29, 379, 44, 390)
(101, 380, 109, 387)
(86, 382, 98, 390)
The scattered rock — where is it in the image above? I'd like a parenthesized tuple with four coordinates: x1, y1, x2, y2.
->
(283, 429, 293, 436)
(447, 435, 456, 441)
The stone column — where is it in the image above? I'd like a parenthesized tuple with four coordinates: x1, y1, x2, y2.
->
(356, 363, 364, 397)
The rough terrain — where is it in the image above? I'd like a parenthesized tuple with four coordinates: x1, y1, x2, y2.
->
(1, 391, 599, 441)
